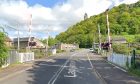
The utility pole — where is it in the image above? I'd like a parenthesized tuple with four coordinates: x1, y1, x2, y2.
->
(98, 24, 101, 51)
(93, 33, 95, 49)
(17, 24, 20, 52)
(45, 31, 49, 56)
(106, 9, 111, 50)
(47, 32, 49, 48)
(28, 14, 32, 51)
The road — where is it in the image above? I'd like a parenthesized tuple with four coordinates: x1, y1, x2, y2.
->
(0, 49, 104, 84)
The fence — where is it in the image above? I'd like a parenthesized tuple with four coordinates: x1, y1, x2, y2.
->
(2, 50, 34, 68)
(18, 52, 34, 63)
(107, 53, 132, 68)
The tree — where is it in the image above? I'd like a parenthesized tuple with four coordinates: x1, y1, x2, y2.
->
(0, 32, 8, 67)
(56, 1, 140, 48)
(48, 36, 57, 46)
(41, 37, 57, 47)
(135, 35, 140, 43)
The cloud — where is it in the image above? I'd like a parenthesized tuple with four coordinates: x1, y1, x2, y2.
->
(122, 0, 139, 4)
(0, 0, 139, 38)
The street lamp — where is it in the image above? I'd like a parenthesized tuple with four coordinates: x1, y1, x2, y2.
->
(105, 9, 111, 50)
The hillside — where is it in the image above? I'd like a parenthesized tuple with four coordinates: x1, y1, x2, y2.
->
(56, 1, 140, 48)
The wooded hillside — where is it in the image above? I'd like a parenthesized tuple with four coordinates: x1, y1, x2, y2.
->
(56, 1, 140, 48)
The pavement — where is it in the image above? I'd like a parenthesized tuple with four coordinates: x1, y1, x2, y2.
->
(0, 62, 33, 81)
(89, 53, 140, 84)
(0, 49, 140, 84)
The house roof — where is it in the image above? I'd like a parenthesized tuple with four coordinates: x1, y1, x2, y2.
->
(111, 37, 126, 41)
(106, 37, 126, 41)
(13, 37, 35, 42)
(5, 36, 12, 42)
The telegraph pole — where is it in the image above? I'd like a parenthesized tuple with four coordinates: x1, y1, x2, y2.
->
(17, 24, 20, 52)
(46, 31, 49, 56)
(47, 32, 49, 48)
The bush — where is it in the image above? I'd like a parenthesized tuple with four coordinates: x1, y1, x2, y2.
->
(121, 32, 128, 35)
(19, 49, 26, 53)
(0, 32, 8, 67)
(33, 49, 45, 59)
(135, 35, 140, 43)
(136, 50, 140, 55)
(112, 44, 131, 54)
(56, 49, 65, 53)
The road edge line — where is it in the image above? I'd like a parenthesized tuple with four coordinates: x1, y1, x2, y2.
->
(87, 54, 107, 84)
(105, 60, 127, 72)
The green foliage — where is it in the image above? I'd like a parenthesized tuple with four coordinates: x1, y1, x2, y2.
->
(33, 49, 45, 59)
(19, 49, 26, 53)
(120, 32, 128, 35)
(112, 44, 131, 54)
(41, 36, 57, 46)
(0, 32, 8, 67)
(48, 36, 57, 46)
(136, 50, 140, 55)
(129, 68, 140, 77)
(135, 35, 140, 43)
(56, 49, 65, 53)
(128, 59, 140, 77)
(56, 1, 140, 48)
(123, 35, 136, 43)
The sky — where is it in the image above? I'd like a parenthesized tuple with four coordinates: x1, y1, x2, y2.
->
(0, 0, 139, 39)
(26, 0, 67, 8)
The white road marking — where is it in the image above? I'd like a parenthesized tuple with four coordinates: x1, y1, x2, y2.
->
(87, 54, 107, 84)
(48, 53, 77, 84)
(115, 66, 127, 72)
(46, 59, 53, 62)
(48, 58, 69, 84)
(87, 54, 94, 69)
(64, 60, 78, 78)
(106, 61, 127, 72)
(64, 75, 77, 78)
(87, 68, 93, 70)
(39, 63, 69, 67)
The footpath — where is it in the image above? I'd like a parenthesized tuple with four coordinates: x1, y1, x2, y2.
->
(89, 53, 140, 84)
(0, 62, 33, 81)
